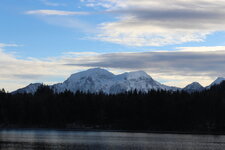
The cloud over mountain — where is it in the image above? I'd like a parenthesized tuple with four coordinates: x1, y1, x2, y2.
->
(1, 43, 225, 91)
(66, 50, 225, 78)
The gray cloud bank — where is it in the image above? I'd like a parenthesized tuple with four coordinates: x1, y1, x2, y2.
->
(110, 8, 225, 30)
(65, 51, 225, 77)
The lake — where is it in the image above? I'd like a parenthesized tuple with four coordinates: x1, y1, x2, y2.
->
(0, 130, 225, 150)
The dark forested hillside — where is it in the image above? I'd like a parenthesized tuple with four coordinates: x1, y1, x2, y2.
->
(1, 82, 225, 133)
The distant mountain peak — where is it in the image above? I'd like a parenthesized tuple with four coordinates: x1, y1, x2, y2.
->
(85, 67, 110, 73)
(67, 68, 115, 81)
(72, 68, 113, 75)
(183, 82, 204, 93)
(189, 82, 202, 86)
(119, 70, 151, 80)
(208, 77, 225, 88)
(127, 71, 150, 78)
(12, 83, 42, 94)
(28, 83, 42, 86)
(215, 77, 225, 82)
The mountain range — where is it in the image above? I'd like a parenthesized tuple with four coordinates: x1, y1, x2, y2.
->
(13, 68, 225, 94)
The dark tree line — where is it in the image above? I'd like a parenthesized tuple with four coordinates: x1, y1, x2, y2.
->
(1, 82, 225, 133)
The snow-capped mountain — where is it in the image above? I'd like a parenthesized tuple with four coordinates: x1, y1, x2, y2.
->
(52, 68, 179, 94)
(183, 82, 204, 93)
(13, 68, 179, 94)
(12, 83, 42, 94)
(52, 68, 116, 94)
(12, 68, 225, 94)
(206, 77, 225, 89)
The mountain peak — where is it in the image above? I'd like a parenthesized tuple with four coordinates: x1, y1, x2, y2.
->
(215, 77, 225, 81)
(210, 77, 225, 87)
(68, 68, 115, 81)
(86, 67, 109, 72)
(77, 68, 113, 75)
(190, 82, 202, 86)
(28, 83, 42, 86)
(12, 83, 42, 94)
(119, 70, 151, 80)
(183, 82, 204, 93)
(128, 70, 149, 76)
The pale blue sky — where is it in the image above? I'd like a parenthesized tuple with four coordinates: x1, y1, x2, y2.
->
(1, 0, 225, 91)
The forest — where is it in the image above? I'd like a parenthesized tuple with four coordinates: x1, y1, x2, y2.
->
(1, 81, 225, 133)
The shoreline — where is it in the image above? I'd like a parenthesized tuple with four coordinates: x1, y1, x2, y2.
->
(1, 127, 225, 136)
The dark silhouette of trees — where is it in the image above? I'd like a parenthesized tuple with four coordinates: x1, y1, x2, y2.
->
(1, 82, 225, 132)
(0, 88, 5, 94)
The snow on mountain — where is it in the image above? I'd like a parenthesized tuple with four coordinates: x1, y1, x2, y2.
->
(13, 68, 180, 94)
(52, 68, 179, 94)
(113, 71, 179, 93)
(52, 68, 115, 93)
(12, 83, 42, 94)
(11, 69, 225, 95)
(206, 77, 225, 89)
(183, 82, 204, 93)
(111, 71, 158, 93)
(210, 77, 225, 86)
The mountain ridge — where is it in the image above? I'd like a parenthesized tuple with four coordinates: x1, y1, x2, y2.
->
(12, 68, 225, 94)
(183, 82, 204, 93)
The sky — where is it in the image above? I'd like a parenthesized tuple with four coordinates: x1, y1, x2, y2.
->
(1, 0, 225, 91)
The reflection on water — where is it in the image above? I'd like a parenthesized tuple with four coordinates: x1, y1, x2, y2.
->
(0, 130, 225, 150)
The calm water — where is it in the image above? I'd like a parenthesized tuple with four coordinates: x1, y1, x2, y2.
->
(0, 130, 225, 150)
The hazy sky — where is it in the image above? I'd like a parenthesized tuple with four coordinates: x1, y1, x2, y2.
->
(1, 0, 225, 91)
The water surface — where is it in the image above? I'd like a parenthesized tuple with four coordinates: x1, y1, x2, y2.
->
(0, 130, 225, 150)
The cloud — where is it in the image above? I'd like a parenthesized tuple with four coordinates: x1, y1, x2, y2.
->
(26, 10, 89, 16)
(176, 46, 225, 52)
(63, 52, 100, 57)
(25, 1, 225, 47)
(0, 47, 91, 91)
(41, 0, 66, 7)
(25, 10, 95, 33)
(83, 0, 225, 46)
(0, 43, 20, 48)
(1, 44, 225, 91)
(66, 51, 225, 77)
(11, 74, 48, 80)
